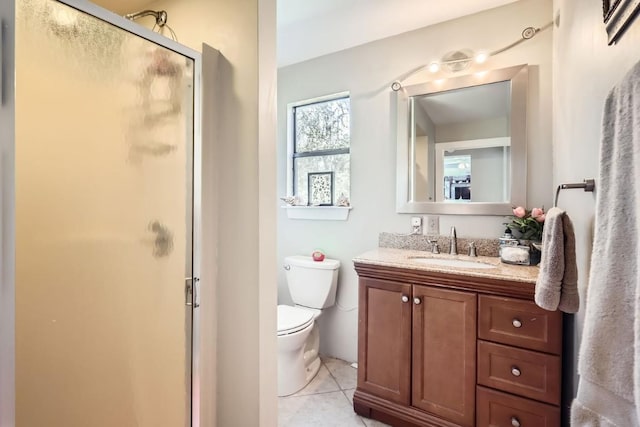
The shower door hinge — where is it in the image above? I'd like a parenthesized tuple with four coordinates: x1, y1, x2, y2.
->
(185, 277, 200, 308)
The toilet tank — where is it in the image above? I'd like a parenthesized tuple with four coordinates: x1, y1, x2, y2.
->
(284, 255, 340, 309)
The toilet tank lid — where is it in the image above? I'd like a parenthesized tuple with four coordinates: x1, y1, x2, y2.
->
(285, 255, 340, 270)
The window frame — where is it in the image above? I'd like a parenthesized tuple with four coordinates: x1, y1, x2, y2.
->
(286, 92, 351, 206)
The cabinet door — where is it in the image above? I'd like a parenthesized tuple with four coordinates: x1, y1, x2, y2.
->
(357, 277, 412, 405)
(412, 286, 477, 427)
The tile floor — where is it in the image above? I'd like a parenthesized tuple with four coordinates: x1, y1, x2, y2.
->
(278, 356, 391, 427)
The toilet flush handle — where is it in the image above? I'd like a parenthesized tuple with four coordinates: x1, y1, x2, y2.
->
(284, 264, 291, 271)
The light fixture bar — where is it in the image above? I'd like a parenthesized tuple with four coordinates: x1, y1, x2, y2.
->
(390, 22, 552, 91)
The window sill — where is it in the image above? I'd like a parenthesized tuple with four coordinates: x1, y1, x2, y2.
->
(282, 206, 352, 221)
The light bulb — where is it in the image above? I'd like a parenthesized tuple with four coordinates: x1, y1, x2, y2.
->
(428, 62, 440, 73)
(474, 52, 489, 64)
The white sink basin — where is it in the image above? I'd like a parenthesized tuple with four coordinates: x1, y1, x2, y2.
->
(407, 257, 496, 269)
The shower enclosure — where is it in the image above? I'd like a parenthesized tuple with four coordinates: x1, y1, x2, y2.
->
(1, 0, 201, 425)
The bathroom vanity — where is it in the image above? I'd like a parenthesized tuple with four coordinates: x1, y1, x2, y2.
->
(353, 248, 563, 427)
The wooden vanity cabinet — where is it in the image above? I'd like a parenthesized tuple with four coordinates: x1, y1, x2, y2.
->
(353, 262, 563, 427)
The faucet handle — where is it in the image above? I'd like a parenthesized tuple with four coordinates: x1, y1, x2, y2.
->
(468, 242, 477, 257)
(426, 240, 440, 254)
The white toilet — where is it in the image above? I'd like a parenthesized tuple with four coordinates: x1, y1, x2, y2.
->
(277, 255, 340, 396)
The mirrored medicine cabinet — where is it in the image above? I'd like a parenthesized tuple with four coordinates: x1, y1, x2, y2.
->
(396, 64, 528, 215)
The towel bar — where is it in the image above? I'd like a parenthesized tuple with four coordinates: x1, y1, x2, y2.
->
(554, 179, 595, 207)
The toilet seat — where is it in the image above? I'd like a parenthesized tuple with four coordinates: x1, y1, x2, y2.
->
(277, 305, 314, 336)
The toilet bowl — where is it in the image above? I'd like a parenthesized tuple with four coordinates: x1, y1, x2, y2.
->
(277, 305, 321, 396)
(277, 256, 340, 397)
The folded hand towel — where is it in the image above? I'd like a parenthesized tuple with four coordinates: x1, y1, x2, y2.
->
(534, 207, 579, 313)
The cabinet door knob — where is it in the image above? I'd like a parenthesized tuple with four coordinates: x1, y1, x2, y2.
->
(413, 297, 422, 305)
(401, 295, 409, 303)
(511, 416, 521, 427)
(512, 318, 522, 328)
(511, 366, 522, 377)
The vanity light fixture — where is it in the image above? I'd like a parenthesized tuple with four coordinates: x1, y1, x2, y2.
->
(390, 22, 552, 91)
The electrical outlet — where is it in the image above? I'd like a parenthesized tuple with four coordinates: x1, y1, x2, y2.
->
(411, 216, 422, 234)
(426, 215, 439, 235)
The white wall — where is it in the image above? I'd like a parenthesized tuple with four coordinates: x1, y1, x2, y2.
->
(552, 0, 640, 397)
(278, 0, 553, 362)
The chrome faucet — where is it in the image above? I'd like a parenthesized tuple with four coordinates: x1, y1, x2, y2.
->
(450, 226, 458, 255)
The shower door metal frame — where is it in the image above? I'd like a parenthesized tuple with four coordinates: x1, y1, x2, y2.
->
(0, 2, 17, 426)
(0, 1, 203, 425)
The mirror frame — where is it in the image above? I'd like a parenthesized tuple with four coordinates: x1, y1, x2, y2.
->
(395, 64, 528, 215)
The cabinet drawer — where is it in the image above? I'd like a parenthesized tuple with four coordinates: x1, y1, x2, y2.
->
(477, 341, 561, 405)
(477, 386, 560, 427)
(478, 295, 562, 354)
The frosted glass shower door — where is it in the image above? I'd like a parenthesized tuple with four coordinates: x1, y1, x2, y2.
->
(15, 1, 196, 426)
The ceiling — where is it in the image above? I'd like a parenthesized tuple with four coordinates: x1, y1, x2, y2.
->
(91, 0, 519, 66)
(277, 0, 519, 67)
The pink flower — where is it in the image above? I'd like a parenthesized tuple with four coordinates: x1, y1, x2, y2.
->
(531, 208, 544, 220)
(512, 206, 526, 218)
(535, 213, 545, 223)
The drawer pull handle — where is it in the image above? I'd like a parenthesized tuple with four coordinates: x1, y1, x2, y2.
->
(511, 366, 522, 377)
(401, 295, 409, 303)
(413, 297, 422, 305)
(511, 416, 521, 427)
(512, 318, 523, 328)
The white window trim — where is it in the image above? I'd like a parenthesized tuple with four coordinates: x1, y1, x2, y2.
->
(281, 205, 352, 220)
(285, 91, 351, 221)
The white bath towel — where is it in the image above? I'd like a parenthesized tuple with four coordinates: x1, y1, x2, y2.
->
(571, 60, 640, 425)
(534, 207, 579, 313)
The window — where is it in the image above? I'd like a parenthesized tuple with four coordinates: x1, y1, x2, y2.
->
(288, 94, 350, 206)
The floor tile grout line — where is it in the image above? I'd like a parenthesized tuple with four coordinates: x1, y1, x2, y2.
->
(323, 359, 343, 389)
(338, 388, 368, 427)
(327, 359, 365, 425)
(323, 358, 367, 425)
(285, 388, 345, 399)
(278, 357, 374, 427)
(322, 357, 356, 391)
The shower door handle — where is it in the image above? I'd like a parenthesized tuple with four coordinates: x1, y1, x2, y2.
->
(185, 277, 199, 307)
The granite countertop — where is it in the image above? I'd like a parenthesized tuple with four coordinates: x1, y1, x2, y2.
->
(353, 247, 539, 284)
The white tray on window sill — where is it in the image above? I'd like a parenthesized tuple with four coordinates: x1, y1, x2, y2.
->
(282, 205, 352, 221)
